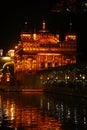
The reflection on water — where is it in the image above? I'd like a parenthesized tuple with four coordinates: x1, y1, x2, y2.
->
(0, 91, 87, 130)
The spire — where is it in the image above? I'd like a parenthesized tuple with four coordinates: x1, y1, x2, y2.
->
(67, 21, 74, 34)
(69, 22, 72, 30)
(21, 21, 32, 34)
(39, 20, 49, 33)
(65, 22, 76, 41)
(42, 20, 46, 30)
(23, 21, 28, 33)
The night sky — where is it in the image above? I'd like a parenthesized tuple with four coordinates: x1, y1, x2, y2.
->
(0, 1, 54, 53)
(0, 0, 87, 62)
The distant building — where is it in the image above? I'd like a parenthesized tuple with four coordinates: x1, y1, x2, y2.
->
(14, 20, 77, 73)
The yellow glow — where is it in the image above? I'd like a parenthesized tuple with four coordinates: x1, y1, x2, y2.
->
(3, 61, 14, 69)
(38, 53, 61, 56)
(14, 21, 77, 71)
(15, 46, 18, 49)
(65, 35, 76, 41)
(42, 20, 46, 30)
(10, 53, 14, 57)
(8, 49, 15, 57)
(33, 33, 37, 40)
(5, 72, 10, 82)
(2, 56, 11, 60)
(10, 104, 15, 120)
(21, 34, 31, 37)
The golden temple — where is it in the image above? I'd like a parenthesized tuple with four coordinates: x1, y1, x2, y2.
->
(14, 20, 77, 73)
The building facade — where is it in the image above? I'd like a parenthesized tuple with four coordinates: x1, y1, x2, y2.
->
(14, 21, 77, 73)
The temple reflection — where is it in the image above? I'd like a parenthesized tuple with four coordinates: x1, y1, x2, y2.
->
(0, 92, 87, 129)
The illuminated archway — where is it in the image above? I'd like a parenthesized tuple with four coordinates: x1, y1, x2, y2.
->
(3, 61, 14, 70)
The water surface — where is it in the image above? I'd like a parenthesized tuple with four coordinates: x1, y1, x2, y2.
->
(0, 91, 87, 130)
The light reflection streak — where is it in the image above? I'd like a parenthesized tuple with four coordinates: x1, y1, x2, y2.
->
(0, 92, 87, 129)
(10, 103, 15, 120)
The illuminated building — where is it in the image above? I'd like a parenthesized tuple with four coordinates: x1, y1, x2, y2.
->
(14, 20, 76, 73)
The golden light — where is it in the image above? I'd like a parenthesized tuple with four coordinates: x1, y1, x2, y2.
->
(15, 46, 18, 49)
(38, 53, 61, 56)
(2, 56, 11, 61)
(33, 33, 37, 40)
(8, 49, 15, 57)
(14, 20, 77, 72)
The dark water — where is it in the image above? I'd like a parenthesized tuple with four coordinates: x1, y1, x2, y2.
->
(0, 91, 87, 130)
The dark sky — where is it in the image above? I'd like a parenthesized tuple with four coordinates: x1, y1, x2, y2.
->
(0, 0, 87, 62)
(0, 1, 55, 53)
